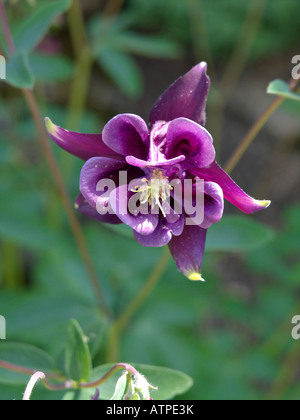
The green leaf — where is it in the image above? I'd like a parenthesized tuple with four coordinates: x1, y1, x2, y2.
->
(96, 49, 143, 98)
(64, 320, 92, 382)
(0, 190, 66, 252)
(0, 291, 105, 358)
(112, 32, 182, 59)
(5, 52, 35, 89)
(110, 372, 128, 400)
(267, 79, 300, 101)
(0, 343, 55, 386)
(29, 53, 74, 83)
(87, 364, 193, 400)
(206, 216, 275, 252)
(13, 0, 72, 53)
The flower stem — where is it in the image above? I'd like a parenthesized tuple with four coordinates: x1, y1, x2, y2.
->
(0, 360, 60, 379)
(106, 248, 171, 363)
(22, 90, 110, 316)
(224, 96, 284, 174)
(0, 1, 110, 316)
(224, 78, 300, 175)
(23, 372, 46, 401)
(78, 363, 139, 389)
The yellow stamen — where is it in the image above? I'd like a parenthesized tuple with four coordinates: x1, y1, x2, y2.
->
(132, 170, 173, 218)
(188, 272, 206, 282)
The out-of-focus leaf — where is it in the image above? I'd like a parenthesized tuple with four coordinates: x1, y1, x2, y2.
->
(96, 49, 143, 98)
(267, 79, 300, 101)
(13, 0, 72, 53)
(0, 190, 66, 252)
(0, 343, 55, 386)
(87, 364, 193, 400)
(5, 52, 34, 89)
(29, 53, 74, 83)
(64, 320, 92, 382)
(206, 216, 275, 252)
(112, 32, 182, 59)
(0, 291, 106, 357)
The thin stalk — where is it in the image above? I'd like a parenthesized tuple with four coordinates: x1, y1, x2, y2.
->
(78, 363, 139, 389)
(23, 372, 46, 400)
(106, 248, 171, 363)
(224, 96, 284, 174)
(22, 89, 110, 315)
(0, 360, 60, 380)
(224, 78, 300, 175)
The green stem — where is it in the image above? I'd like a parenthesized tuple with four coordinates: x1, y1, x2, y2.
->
(0, 360, 60, 380)
(78, 363, 139, 389)
(224, 78, 300, 175)
(106, 248, 171, 363)
(224, 96, 284, 174)
(22, 89, 110, 316)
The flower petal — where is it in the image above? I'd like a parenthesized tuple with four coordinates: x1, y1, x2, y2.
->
(192, 162, 271, 214)
(167, 213, 185, 236)
(109, 184, 159, 235)
(134, 221, 172, 247)
(125, 154, 186, 169)
(80, 157, 127, 209)
(45, 118, 124, 161)
(169, 226, 207, 281)
(149, 62, 210, 126)
(75, 194, 121, 225)
(102, 114, 149, 159)
(200, 182, 224, 229)
(165, 118, 215, 169)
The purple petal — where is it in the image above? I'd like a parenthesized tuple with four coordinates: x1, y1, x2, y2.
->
(102, 114, 149, 159)
(169, 226, 207, 281)
(80, 157, 126, 210)
(134, 221, 172, 247)
(200, 182, 224, 229)
(165, 118, 215, 169)
(75, 194, 122, 225)
(125, 154, 186, 169)
(45, 118, 124, 161)
(166, 213, 185, 236)
(134, 214, 185, 247)
(149, 62, 210, 126)
(109, 184, 159, 235)
(192, 162, 271, 214)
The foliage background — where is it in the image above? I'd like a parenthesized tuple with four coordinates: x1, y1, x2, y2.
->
(0, 0, 300, 400)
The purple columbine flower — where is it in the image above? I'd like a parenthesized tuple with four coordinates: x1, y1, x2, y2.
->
(46, 62, 270, 281)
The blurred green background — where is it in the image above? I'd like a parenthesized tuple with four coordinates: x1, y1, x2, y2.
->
(0, 0, 300, 400)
